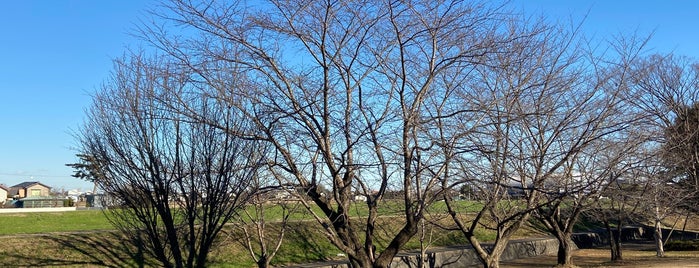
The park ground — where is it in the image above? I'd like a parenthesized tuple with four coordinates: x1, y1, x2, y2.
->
(0, 209, 698, 267)
(500, 241, 699, 268)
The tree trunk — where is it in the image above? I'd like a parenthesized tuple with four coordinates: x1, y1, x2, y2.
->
(556, 236, 575, 267)
(654, 220, 665, 257)
(606, 221, 623, 261)
(483, 254, 501, 268)
(610, 238, 622, 261)
(256, 255, 269, 268)
(681, 212, 690, 241)
(480, 241, 508, 268)
(348, 254, 372, 268)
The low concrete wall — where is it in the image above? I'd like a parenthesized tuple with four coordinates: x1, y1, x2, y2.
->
(571, 232, 605, 248)
(0, 207, 77, 213)
(392, 238, 559, 268)
(292, 237, 560, 268)
(571, 226, 699, 249)
(571, 226, 647, 249)
(661, 228, 699, 241)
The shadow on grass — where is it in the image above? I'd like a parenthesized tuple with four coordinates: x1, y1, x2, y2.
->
(272, 222, 336, 265)
(0, 232, 156, 267)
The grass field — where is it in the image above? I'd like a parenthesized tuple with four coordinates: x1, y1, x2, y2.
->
(0, 200, 485, 235)
(0, 210, 505, 267)
(0, 203, 503, 267)
(0, 210, 112, 235)
(0, 204, 696, 267)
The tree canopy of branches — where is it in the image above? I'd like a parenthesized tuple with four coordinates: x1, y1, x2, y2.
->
(534, 130, 646, 267)
(627, 54, 699, 212)
(66, 153, 106, 194)
(629, 55, 699, 182)
(75, 55, 263, 268)
(133, 0, 530, 267)
(72, 0, 695, 267)
(434, 18, 647, 268)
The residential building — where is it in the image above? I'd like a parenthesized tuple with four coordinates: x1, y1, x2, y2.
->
(9, 181, 51, 199)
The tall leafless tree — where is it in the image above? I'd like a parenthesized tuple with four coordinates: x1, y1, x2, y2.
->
(437, 21, 649, 268)
(624, 54, 699, 257)
(132, 1, 528, 267)
(529, 36, 653, 266)
(74, 54, 263, 268)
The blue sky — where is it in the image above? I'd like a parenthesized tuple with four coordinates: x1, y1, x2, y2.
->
(0, 1, 697, 191)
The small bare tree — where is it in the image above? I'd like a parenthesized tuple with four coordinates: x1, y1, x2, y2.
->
(638, 160, 695, 257)
(231, 172, 301, 268)
(75, 54, 263, 268)
(534, 130, 646, 267)
(585, 161, 651, 262)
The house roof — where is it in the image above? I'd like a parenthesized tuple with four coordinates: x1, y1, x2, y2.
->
(10, 181, 51, 189)
(0, 185, 8, 192)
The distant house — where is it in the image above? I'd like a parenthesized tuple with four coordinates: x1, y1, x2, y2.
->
(9, 181, 51, 199)
(0, 185, 8, 205)
(353, 195, 367, 202)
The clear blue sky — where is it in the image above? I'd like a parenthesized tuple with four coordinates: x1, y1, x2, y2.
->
(0, 1, 697, 191)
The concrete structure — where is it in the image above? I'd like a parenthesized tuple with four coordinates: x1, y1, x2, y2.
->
(0, 207, 76, 213)
(86, 194, 109, 208)
(290, 237, 559, 268)
(9, 181, 51, 198)
(19, 197, 65, 208)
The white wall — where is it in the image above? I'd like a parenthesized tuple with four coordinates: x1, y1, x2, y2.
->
(0, 189, 7, 205)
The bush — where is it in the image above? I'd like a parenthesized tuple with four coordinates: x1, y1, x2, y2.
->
(665, 240, 699, 251)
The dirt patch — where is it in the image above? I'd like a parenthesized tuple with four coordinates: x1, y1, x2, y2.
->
(500, 242, 699, 268)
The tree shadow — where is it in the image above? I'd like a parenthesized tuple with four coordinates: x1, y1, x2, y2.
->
(0, 232, 156, 267)
(285, 223, 333, 263)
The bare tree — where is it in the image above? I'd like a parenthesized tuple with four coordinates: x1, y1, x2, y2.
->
(624, 54, 699, 257)
(131, 1, 525, 267)
(534, 130, 646, 267)
(637, 159, 695, 257)
(530, 37, 652, 266)
(74, 54, 263, 268)
(232, 173, 301, 268)
(437, 20, 648, 268)
(586, 160, 652, 262)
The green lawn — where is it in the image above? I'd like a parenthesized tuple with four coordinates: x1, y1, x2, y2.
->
(0, 201, 529, 267)
(0, 210, 112, 235)
(0, 200, 485, 235)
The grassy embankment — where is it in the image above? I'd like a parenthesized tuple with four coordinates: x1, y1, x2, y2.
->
(0, 201, 543, 267)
